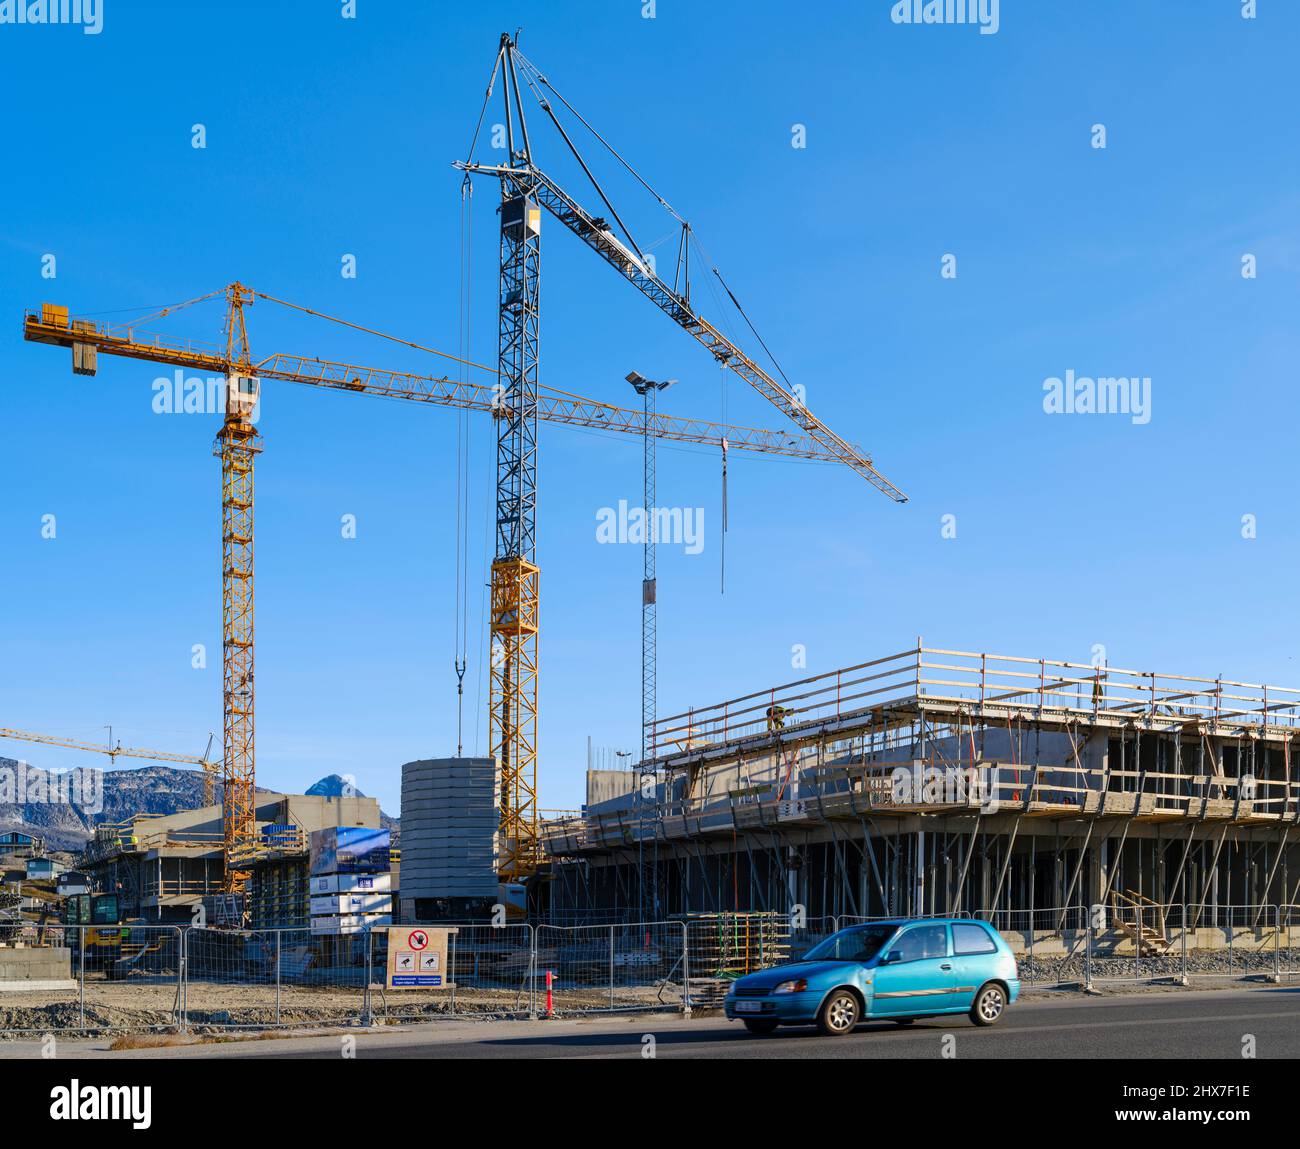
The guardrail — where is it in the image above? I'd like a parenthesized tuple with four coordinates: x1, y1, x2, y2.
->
(650, 644, 1300, 759)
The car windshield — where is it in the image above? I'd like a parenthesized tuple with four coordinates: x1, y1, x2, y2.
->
(801, 924, 898, 963)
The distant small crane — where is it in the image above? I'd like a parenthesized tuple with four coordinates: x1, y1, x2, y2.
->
(0, 726, 219, 804)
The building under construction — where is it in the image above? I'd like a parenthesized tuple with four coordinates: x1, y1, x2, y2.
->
(540, 644, 1300, 931)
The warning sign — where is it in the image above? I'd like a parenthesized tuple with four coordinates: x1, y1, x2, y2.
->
(384, 926, 455, 990)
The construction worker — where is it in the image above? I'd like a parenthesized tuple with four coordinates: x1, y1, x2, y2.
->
(766, 703, 791, 733)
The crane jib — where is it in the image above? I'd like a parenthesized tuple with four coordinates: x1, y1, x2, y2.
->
(490, 163, 908, 503)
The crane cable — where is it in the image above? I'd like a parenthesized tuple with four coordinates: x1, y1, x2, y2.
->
(250, 290, 496, 376)
(454, 176, 474, 757)
(512, 49, 687, 226)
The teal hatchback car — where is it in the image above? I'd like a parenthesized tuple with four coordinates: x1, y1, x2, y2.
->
(724, 918, 1019, 1036)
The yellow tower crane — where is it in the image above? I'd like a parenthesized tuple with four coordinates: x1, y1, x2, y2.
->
(25, 287, 862, 889)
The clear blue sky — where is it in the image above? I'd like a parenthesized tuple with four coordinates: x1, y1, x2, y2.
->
(2, 0, 1298, 817)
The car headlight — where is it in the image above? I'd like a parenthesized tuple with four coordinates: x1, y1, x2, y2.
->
(772, 978, 808, 994)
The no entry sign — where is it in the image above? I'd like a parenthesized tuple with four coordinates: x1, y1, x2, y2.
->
(384, 926, 455, 990)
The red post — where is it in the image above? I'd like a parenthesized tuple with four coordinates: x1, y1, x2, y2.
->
(545, 969, 554, 1018)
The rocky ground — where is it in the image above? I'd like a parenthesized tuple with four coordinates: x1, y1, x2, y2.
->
(0, 977, 678, 1037)
(1018, 946, 1289, 985)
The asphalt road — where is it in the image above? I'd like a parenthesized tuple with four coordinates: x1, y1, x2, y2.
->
(12, 985, 1300, 1060)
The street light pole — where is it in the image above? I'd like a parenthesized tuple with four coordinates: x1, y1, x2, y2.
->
(626, 371, 675, 922)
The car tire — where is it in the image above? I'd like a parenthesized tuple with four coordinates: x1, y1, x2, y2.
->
(970, 982, 1006, 1027)
(742, 1018, 779, 1035)
(816, 989, 860, 1036)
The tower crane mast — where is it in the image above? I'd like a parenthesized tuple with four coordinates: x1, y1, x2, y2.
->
(456, 33, 908, 881)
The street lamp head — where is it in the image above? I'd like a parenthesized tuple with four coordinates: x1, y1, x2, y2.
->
(625, 370, 648, 390)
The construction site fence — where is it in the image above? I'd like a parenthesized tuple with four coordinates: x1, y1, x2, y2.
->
(5, 908, 1300, 1036)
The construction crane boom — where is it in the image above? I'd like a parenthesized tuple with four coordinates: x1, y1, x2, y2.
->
(23, 310, 852, 462)
(454, 163, 908, 503)
(0, 726, 219, 802)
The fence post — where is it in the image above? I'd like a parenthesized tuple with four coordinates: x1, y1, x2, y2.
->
(1028, 911, 1035, 978)
(1227, 908, 1234, 977)
(609, 925, 616, 1010)
(275, 931, 282, 1026)
(529, 924, 538, 1019)
(1180, 901, 1188, 986)
(1083, 909, 1093, 992)
(178, 927, 187, 1033)
(1271, 906, 1280, 984)
(77, 925, 85, 1031)
(360, 928, 373, 1027)
(681, 921, 691, 1016)
(1285, 906, 1293, 981)
(174, 926, 184, 1034)
(449, 928, 458, 1016)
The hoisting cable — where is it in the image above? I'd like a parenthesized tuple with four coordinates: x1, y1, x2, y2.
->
(512, 49, 687, 225)
(454, 174, 474, 757)
(711, 266, 796, 393)
(720, 434, 729, 595)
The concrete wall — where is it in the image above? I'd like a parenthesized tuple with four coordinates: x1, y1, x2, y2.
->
(586, 770, 637, 808)
(125, 791, 380, 841)
(0, 945, 71, 981)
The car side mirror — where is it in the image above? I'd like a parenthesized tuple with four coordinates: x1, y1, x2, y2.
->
(880, 950, 900, 964)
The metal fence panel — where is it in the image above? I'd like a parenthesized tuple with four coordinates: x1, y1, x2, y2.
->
(535, 922, 687, 1014)
(181, 927, 365, 1029)
(1179, 904, 1280, 982)
(0, 924, 183, 1035)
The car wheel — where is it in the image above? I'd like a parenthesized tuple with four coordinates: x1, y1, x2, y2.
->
(970, 982, 1006, 1027)
(742, 1018, 779, 1035)
(816, 989, 860, 1036)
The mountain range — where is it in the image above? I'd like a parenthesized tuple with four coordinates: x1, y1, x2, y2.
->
(0, 758, 398, 853)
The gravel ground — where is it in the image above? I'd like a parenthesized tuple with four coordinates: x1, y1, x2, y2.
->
(0, 977, 683, 1037)
(1019, 946, 1290, 985)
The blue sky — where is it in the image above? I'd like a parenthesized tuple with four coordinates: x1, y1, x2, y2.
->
(2, 0, 1298, 816)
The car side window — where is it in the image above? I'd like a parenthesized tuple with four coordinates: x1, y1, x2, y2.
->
(952, 923, 998, 955)
(890, 924, 948, 962)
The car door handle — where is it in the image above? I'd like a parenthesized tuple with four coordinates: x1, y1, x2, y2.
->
(940, 963, 953, 970)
